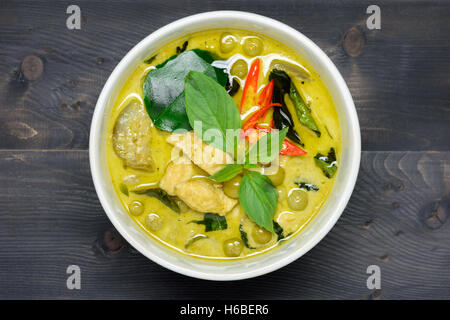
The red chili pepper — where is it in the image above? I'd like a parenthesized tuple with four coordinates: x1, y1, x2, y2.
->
(240, 59, 261, 113)
(259, 107, 274, 128)
(255, 124, 271, 130)
(242, 103, 281, 132)
(258, 80, 275, 126)
(243, 127, 270, 144)
(280, 139, 307, 156)
(258, 80, 274, 107)
(242, 76, 306, 156)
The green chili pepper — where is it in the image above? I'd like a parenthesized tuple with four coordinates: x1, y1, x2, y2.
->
(289, 82, 321, 137)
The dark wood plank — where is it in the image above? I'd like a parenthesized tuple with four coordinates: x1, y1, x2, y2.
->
(0, 150, 448, 299)
(0, 0, 449, 150)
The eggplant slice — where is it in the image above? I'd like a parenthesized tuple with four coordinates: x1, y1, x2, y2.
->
(113, 99, 154, 171)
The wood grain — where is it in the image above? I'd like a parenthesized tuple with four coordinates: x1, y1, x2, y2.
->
(0, 0, 449, 150)
(0, 150, 448, 299)
(0, 0, 449, 300)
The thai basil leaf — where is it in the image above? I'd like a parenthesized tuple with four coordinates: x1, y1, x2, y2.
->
(289, 82, 321, 137)
(143, 50, 228, 132)
(209, 164, 243, 182)
(295, 181, 319, 191)
(153, 92, 191, 131)
(155, 53, 178, 69)
(192, 49, 228, 83)
(154, 48, 217, 69)
(191, 213, 228, 232)
(185, 71, 241, 154)
(273, 221, 285, 241)
(238, 171, 278, 233)
(239, 224, 255, 249)
(134, 188, 180, 213)
(144, 51, 213, 122)
(314, 147, 338, 178)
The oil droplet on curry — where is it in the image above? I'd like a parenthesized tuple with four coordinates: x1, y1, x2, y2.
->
(106, 29, 341, 260)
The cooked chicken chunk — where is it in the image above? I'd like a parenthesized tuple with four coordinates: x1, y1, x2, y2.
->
(159, 156, 196, 195)
(166, 131, 233, 175)
(159, 155, 237, 215)
(174, 180, 237, 215)
(113, 99, 154, 170)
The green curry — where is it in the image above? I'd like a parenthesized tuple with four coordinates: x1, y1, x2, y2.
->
(106, 29, 340, 259)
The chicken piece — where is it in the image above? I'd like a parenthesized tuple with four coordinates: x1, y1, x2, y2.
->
(159, 156, 237, 215)
(166, 131, 233, 175)
(174, 180, 237, 215)
(159, 157, 196, 195)
(113, 99, 154, 170)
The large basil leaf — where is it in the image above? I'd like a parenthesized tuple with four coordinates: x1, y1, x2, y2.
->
(191, 49, 228, 86)
(185, 71, 241, 154)
(153, 92, 190, 131)
(143, 50, 228, 131)
(238, 171, 278, 233)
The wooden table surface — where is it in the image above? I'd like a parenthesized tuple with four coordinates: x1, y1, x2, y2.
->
(0, 0, 449, 299)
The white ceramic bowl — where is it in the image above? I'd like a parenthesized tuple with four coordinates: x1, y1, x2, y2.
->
(90, 11, 360, 281)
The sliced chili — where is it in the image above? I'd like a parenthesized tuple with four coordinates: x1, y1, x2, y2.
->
(242, 103, 281, 132)
(240, 59, 261, 114)
(280, 139, 307, 156)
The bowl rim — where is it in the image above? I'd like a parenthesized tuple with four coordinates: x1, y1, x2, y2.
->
(89, 10, 361, 281)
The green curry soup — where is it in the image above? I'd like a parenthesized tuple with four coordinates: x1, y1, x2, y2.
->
(106, 29, 340, 259)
